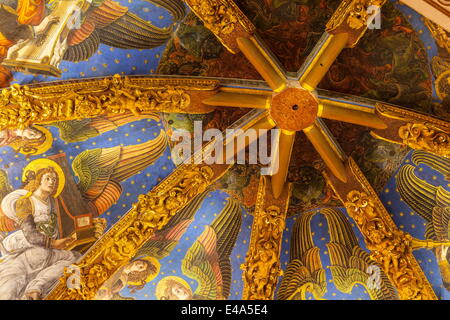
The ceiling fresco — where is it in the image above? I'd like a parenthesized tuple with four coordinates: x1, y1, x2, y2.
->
(0, 0, 448, 301)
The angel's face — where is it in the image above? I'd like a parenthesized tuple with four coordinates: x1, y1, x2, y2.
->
(129, 260, 147, 273)
(171, 284, 190, 300)
(40, 172, 57, 194)
(22, 128, 43, 140)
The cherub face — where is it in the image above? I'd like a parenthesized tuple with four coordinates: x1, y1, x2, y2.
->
(171, 284, 190, 300)
(129, 260, 147, 273)
(40, 172, 57, 194)
(22, 128, 43, 140)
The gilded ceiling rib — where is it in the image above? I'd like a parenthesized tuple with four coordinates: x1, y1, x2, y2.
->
(324, 157, 437, 300)
(241, 175, 292, 300)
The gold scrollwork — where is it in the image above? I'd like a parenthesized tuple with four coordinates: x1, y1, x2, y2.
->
(327, 0, 386, 30)
(399, 123, 450, 158)
(342, 158, 437, 300)
(424, 18, 450, 54)
(0, 75, 218, 130)
(185, 0, 255, 53)
(326, 0, 387, 47)
(241, 205, 284, 300)
(46, 165, 214, 300)
(241, 176, 290, 300)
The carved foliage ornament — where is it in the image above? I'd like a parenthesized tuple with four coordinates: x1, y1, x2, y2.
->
(241, 205, 284, 300)
(326, 0, 387, 47)
(345, 190, 432, 300)
(185, 0, 255, 36)
(0, 75, 218, 130)
(398, 123, 450, 158)
(47, 165, 214, 300)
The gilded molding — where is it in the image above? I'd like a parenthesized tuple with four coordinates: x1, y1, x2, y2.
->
(424, 18, 450, 54)
(184, 0, 256, 53)
(374, 103, 450, 158)
(398, 123, 450, 158)
(241, 176, 291, 300)
(46, 164, 217, 300)
(326, 0, 387, 47)
(341, 158, 437, 300)
(0, 75, 219, 130)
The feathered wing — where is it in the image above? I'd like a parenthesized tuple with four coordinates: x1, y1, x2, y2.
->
(397, 164, 450, 239)
(322, 208, 399, 300)
(0, 169, 15, 232)
(136, 190, 209, 259)
(51, 113, 160, 143)
(181, 199, 242, 300)
(277, 212, 326, 300)
(71, 130, 168, 215)
(397, 162, 450, 288)
(412, 150, 450, 181)
(63, 0, 185, 62)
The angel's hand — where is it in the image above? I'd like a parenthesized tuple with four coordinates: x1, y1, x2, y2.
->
(52, 234, 76, 249)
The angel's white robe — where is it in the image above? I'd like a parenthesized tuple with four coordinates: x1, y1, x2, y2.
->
(0, 190, 80, 300)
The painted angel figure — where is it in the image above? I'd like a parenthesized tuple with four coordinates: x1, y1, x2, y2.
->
(0, 0, 186, 85)
(155, 198, 242, 300)
(95, 191, 210, 300)
(0, 125, 52, 155)
(0, 159, 80, 300)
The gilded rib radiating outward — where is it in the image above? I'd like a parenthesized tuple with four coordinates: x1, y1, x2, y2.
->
(322, 208, 399, 300)
(181, 198, 242, 300)
(277, 212, 326, 300)
(397, 153, 450, 289)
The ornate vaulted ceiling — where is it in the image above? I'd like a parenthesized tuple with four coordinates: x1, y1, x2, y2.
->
(0, 0, 448, 300)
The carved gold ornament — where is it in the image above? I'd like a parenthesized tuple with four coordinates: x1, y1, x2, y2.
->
(338, 158, 437, 300)
(241, 176, 291, 300)
(424, 18, 450, 54)
(46, 165, 214, 300)
(241, 205, 284, 300)
(398, 123, 450, 158)
(184, 0, 255, 53)
(326, 0, 387, 47)
(0, 75, 218, 130)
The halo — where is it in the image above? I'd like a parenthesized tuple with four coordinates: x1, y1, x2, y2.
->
(10, 125, 53, 155)
(128, 256, 161, 286)
(22, 159, 65, 198)
(155, 276, 192, 300)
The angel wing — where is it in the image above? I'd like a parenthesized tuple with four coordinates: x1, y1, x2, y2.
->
(322, 208, 399, 300)
(181, 198, 242, 300)
(63, 0, 186, 62)
(397, 163, 450, 240)
(0, 169, 15, 232)
(71, 129, 167, 215)
(277, 212, 326, 300)
(50, 112, 160, 143)
(135, 190, 209, 260)
(397, 161, 450, 288)
(412, 150, 450, 181)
